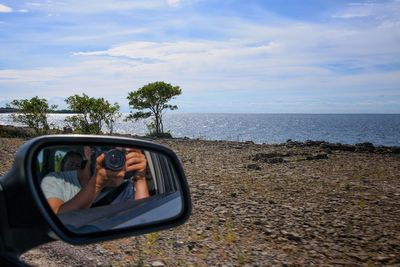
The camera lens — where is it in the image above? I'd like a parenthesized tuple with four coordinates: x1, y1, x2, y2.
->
(104, 149, 125, 171)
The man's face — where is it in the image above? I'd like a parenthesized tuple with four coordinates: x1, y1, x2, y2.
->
(63, 155, 83, 171)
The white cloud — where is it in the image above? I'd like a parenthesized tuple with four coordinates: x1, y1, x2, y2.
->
(26, 2, 43, 7)
(23, 0, 169, 14)
(2, 9, 400, 95)
(70, 12, 400, 82)
(58, 29, 146, 44)
(0, 3, 13, 13)
(2, 19, 399, 99)
(332, 12, 370, 19)
(332, 1, 400, 20)
(73, 40, 282, 63)
(167, 0, 181, 7)
(332, 2, 374, 19)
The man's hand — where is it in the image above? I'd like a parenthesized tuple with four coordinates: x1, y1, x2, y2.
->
(83, 146, 92, 160)
(125, 149, 147, 180)
(125, 148, 149, 199)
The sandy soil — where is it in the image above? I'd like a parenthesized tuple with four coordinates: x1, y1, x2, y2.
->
(1, 137, 399, 266)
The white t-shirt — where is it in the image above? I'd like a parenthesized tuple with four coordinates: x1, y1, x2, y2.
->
(41, 170, 134, 204)
(41, 170, 81, 202)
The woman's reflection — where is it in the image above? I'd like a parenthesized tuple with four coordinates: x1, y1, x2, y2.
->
(41, 146, 149, 214)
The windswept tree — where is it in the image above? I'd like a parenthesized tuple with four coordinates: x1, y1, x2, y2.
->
(65, 94, 121, 134)
(7, 96, 57, 135)
(126, 81, 182, 136)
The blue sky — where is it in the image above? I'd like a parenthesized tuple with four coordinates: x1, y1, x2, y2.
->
(0, 0, 399, 113)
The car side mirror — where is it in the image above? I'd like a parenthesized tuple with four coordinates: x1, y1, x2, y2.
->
(0, 135, 191, 250)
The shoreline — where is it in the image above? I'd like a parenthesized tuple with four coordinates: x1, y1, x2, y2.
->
(1, 124, 399, 154)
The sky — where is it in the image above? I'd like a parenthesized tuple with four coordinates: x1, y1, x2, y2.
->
(0, 0, 399, 113)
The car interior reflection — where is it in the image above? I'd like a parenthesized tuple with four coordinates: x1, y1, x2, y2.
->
(58, 191, 182, 233)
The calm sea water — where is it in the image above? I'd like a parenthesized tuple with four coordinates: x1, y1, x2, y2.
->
(1, 113, 399, 146)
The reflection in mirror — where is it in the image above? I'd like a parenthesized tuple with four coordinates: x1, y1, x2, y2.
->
(35, 144, 183, 233)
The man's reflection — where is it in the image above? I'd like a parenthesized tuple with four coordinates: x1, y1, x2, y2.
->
(41, 146, 149, 214)
(61, 151, 87, 172)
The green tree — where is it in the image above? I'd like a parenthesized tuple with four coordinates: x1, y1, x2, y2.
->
(7, 96, 57, 135)
(65, 94, 121, 134)
(126, 81, 182, 136)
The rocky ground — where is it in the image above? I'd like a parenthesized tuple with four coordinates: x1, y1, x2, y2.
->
(0, 137, 399, 266)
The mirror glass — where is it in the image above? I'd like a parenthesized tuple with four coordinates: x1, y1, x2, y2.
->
(34, 144, 183, 234)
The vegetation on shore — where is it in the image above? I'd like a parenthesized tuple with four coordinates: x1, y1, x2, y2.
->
(6, 97, 57, 136)
(1, 81, 181, 137)
(64, 94, 121, 135)
(126, 81, 181, 137)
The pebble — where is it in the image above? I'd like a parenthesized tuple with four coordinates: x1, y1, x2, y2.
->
(150, 260, 166, 267)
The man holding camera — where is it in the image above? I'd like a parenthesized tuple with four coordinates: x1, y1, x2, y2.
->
(41, 147, 149, 214)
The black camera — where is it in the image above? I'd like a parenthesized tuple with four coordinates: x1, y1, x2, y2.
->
(90, 147, 126, 174)
(104, 149, 126, 171)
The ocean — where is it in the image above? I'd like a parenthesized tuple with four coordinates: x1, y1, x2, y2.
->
(1, 113, 399, 146)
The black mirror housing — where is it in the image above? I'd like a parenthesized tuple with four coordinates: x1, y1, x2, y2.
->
(0, 135, 191, 254)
